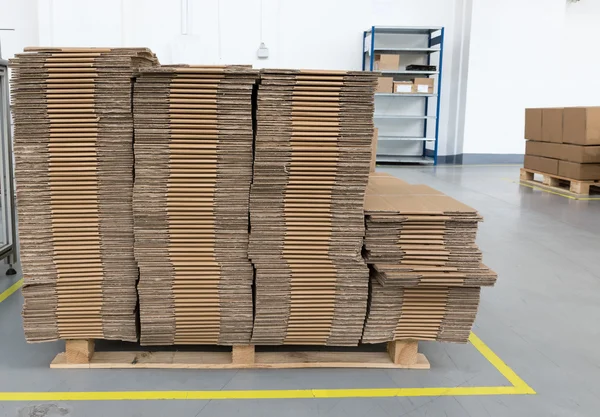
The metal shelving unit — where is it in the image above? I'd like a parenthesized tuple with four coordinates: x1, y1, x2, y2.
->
(363, 26, 445, 165)
(0, 58, 18, 276)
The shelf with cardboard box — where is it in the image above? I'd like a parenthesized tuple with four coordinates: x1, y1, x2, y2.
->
(376, 93, 437, 98)
(363, 26, 444, 165)
(373, 47, 440, 54)
(374, 115, 436, 120)
(378, 135, 436, 142)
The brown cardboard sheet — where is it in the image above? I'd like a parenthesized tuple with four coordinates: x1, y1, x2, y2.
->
(10, 47, 158, 343)
(133, 65, 258, 345)
(526, 141, 600, 164)
(249, 69, 378, 346)
(524, 108, 542, 141)
(361, 174, 496, 344)
(524, 155, 559, 175)
(558, 160, 600, 181)
(563, 107, 600, 146)
(542, 108, 563, 144)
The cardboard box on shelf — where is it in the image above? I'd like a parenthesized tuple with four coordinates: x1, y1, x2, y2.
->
(524, 108, 542, 141)
(563, 107, 600, 145)
(376, 77, 394, 93)
(526, 141, 600, 164)
(374, 54, 400, 70)
(542, 108, 563, 143)
(413, 78, 434, 94)
(558, 160, 600, 181)
(393, 81, 413, 94)
(524, 155, 559, 175)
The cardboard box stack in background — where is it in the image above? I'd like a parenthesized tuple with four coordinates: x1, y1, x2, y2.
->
(133, 66, 258, 345)
(361, 174, 497, 344)
(10, 44, 494, 349)
(10, 47, 157, 342)
(524, 106, 600, 180)
(249, 69, 378, 346)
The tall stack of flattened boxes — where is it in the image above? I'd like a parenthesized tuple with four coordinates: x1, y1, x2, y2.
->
(524, 107, 600, 181)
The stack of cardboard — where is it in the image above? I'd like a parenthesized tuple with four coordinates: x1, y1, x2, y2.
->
(10, 47, 157, 342)
(361, 174, 496, 344)
(524, 107, 600, 180)
(133, 66, 258, 345)
(249, 69, 378, 346)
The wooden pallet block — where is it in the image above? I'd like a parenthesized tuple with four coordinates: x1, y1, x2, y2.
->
(520, 168, 600, 196)
(50, 339, 431, 370)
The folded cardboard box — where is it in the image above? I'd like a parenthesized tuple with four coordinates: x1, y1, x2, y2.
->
(376, 77, 394, 93)
(563, 107, 600, 146)
(542, 108, 563, 144)
(525, 108, 542, 141)
(524, 155, 559, 175)
(526, 141, 600, 164)
(393, 81, 413, 94)
(374, 54, 400, 70)
(558, 160, 600, 181)
(413, 78, 434, 94)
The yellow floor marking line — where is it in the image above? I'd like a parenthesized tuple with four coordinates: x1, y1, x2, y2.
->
(504, 177, 600, 201)
(0, 278, 23, 304)
(0, 386, 526, 402)
(468, 333, 535, 394)
(0, 332, 535, 401)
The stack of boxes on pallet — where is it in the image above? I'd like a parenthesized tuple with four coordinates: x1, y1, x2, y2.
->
(524, 107, 600, 180)
(361, 173, 497, 343)
(10, 47, 156, 342)
(249, 70, 377, 346)
(11, 47, 491, 352)
(133, 66, 258, 345)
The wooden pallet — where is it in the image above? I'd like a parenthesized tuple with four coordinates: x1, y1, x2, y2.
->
(50, 339, 430, 369)
(520, 168, 600, 196)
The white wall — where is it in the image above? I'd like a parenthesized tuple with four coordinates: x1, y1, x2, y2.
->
(463, 0, 600, 156)
(5, 0, 600, 159)
(562, 0, 600, 106)
(2, 0, 466, 157)
(0, 0, 38, 61)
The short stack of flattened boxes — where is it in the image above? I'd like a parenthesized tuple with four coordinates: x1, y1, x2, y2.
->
(10, 47, 157, 343)
(249, 69, 378, 346)
(524, 107, 600, 188)
(361, 173, 497, 344)
(133, 66, 258, 345)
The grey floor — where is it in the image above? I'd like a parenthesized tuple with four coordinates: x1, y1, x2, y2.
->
(1, 165, 600, 417)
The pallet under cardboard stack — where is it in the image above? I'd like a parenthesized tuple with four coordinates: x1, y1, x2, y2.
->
(132, 66, 258, 345)
(10, 47, 157, 342)
(249, 69, 378, 346)
(361, 174, 497, 344)
(524, 107, 600, 181)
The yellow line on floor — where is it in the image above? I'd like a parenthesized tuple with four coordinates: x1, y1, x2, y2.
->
(0, 278, 23, 304)
(468, 333, 535, 394)
(0, 332, 535, 400)
(0, 386, 525, 401)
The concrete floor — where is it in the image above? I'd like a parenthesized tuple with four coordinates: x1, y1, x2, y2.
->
(1, 165, 600, 416)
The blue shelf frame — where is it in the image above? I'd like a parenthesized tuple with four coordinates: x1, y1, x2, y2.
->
(363, 26, 445, 165)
